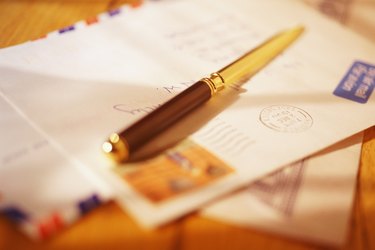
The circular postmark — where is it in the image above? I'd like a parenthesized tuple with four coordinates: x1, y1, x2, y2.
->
(259, 105, 313, 133)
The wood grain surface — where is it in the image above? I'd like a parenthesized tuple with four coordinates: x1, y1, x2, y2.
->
(0, 1, 374, 249)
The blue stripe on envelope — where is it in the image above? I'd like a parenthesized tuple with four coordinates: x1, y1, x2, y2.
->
(1, 206, 29, 223)
(78, 194, 101, 215)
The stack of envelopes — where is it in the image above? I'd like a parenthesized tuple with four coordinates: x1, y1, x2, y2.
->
(0, 0, 374, 246)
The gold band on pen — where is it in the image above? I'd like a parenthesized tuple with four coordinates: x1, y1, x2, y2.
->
(200, 72, 226, 95)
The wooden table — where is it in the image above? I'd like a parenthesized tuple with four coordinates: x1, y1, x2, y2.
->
(0, 1, 374, 249)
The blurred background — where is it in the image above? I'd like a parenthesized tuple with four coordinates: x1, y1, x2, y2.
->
(304, 0, 375, 41)
(0, 0, 374, 48)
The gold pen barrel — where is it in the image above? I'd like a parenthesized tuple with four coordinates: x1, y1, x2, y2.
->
(217, 26, 305, 86)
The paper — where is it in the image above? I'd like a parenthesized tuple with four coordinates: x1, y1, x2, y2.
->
(0, 0, 374, 229)
(203, 133, 362, 246)
(0, 93, 113, 239)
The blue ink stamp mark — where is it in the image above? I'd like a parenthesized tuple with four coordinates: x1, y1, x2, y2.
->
(333, 61, 375, 103)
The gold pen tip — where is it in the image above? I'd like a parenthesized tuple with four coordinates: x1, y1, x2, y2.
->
(102, 133, 129, 163)
(290, 25, 305, 37)
(296, 25, 305, 33)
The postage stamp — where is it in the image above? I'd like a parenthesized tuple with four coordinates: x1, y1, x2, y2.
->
(113, 140, 234, 203)
(333, 61, 375, 103)
(259, 105, 313, 133)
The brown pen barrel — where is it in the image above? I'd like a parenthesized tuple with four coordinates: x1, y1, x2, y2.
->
(108, 80, 212, 162)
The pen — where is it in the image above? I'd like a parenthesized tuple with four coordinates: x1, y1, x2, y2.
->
(102, 26, 304, 163)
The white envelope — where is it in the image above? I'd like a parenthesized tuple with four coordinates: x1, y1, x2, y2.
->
(0, 93, 113, 239)
(203, 133, 363, 246)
